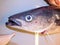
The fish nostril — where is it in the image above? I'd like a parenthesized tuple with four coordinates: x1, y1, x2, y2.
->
(9, 16, 13, 21)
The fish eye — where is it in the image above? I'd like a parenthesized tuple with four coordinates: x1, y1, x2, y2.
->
(25, 15, 33, 22)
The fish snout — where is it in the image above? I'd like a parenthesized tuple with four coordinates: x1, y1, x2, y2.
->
(6, 16, 22, 26)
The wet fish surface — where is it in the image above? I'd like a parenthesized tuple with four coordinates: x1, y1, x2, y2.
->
(6, 6, 60, 35)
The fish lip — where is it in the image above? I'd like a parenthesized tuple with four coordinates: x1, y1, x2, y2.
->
(6, 18, 22, 26)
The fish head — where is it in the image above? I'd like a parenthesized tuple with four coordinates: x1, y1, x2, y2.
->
(6, 6, 60, 33)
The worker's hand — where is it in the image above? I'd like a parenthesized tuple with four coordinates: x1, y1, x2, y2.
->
(45, 0, 60, 8)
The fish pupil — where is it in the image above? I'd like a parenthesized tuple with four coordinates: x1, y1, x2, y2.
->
(27, 16, 31, 20)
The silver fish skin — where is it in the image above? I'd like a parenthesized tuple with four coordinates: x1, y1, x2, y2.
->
(6, 6, 60, 33)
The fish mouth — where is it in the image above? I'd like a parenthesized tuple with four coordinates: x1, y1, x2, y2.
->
(6, 18, 22, 26)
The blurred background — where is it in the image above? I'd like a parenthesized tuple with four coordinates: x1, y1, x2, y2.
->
(0, 0, 60, 45)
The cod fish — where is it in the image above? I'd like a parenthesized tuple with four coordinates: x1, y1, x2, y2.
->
(6, 6, 60, 35)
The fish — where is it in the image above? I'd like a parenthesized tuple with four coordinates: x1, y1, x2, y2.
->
(6, 6, 60, 35)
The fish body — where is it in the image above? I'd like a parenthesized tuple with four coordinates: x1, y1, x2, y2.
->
(6, 6, 60, 34)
